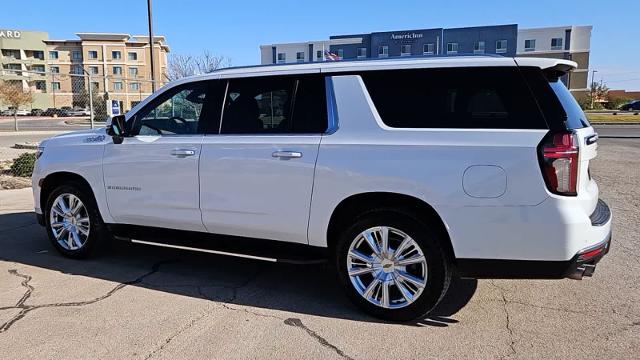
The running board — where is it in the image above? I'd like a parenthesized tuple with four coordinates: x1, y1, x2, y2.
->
(110, 225, 327, 265)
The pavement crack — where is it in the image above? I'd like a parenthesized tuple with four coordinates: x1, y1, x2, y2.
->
(144, 310, 210, 360)
(284, 318, 354, 360)
(0, 260, 175, 334)
(490, 281, 517, 359)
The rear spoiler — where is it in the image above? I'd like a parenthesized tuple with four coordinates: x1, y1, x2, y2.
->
(514, 58, 578, 81)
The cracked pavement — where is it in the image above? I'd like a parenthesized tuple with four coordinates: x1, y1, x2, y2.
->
(0, 138, 638, 359)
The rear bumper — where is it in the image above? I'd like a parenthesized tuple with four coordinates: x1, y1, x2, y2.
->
(457, 200, 612, 279)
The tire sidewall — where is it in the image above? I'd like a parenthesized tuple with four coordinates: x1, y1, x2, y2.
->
(335, 210, 450, 322)
(44, 182, 106, 258)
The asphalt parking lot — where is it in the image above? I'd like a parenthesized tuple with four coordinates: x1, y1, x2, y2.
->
(0, 138, 638, 359)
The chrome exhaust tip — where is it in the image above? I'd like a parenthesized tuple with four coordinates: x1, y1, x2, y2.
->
(568, 264, 596, 280)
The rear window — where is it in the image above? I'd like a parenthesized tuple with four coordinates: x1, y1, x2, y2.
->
(548, 79, 590, 129)
(360, 67, 547, 129)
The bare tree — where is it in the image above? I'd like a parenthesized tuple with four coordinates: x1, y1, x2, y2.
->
(0, 81, 33, 131)
(166, 51, 231, 81)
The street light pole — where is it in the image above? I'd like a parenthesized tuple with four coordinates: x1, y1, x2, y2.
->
(81, 67, 95, 129)
(590, 69, 598, 110)
(147, 0, 156, 93)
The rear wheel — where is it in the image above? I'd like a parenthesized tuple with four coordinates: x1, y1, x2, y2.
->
(335, 210, 452, 321)
(44, 182, 109, 259)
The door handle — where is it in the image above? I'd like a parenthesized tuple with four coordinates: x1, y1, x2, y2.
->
(272, 151, 303, 159)
(171, 149, 196, 157)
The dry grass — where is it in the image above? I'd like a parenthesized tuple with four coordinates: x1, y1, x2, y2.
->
(586, 112, 640, 123)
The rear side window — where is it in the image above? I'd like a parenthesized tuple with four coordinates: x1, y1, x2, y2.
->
(220, 75, 327, 134)
(519, 66, 589, 130)
(361, 67, 547, 129)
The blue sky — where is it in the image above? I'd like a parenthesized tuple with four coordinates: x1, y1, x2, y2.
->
(2, 0, 640, 89)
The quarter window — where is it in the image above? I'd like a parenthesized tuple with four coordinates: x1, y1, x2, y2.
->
(361, 67, 547, 129)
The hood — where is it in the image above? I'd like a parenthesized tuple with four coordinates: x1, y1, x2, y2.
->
(40, 127, 108, 148)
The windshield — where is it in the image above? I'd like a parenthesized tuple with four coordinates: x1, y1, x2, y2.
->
(548, 79, 590, 129)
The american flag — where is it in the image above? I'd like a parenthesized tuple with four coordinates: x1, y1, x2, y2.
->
(324, 50, 341, 61)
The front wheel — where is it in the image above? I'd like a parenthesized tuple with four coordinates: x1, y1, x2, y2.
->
(335, 210, 452, 321)
(44, 182, 109, 259)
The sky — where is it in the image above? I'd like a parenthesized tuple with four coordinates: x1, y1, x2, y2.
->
(2, 0, 640, 90)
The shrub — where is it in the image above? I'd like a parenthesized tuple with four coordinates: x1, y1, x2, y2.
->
(10, 152, 36, 177)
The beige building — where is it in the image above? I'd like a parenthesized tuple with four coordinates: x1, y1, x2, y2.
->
(0, 29, 170, 111)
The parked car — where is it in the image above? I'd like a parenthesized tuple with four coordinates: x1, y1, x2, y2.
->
(58, 106, 73, 117)
(31, 108, 45, 116)
(65, 107, 91, 117)
(31, 57, 612, 321)
(619, 100, 640, 111)
(1, 108, 29, 116)
(43, 108, 62, 117)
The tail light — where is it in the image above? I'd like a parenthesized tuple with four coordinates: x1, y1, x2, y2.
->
(539, 132, 579, 196)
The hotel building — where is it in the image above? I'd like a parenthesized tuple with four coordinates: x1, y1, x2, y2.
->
(0, 29, 169, 111)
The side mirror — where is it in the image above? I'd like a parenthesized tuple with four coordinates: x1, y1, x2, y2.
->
(106, 115, 127, 144)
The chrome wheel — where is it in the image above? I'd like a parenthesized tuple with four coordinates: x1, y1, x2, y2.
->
(49, 193, 90, 251)
(346, 226, 428, 309)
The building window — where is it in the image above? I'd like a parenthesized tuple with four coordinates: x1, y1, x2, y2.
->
(112, 50, 122, 60)
(423, 43, 435, 55)
(31, 65, 45, 73)
(89, 66, 99, 75)
(474, 41, 485, 54)
(113, 66, 122, 75)
(72, 65, 83, 75)
(113, 82, 123, 91)
(3, 49, 20, 59)
(48, 51, 59, 60)
(128, 52, 138, 61)
(51, 82, 61, 91)
(33, 51, 44, 60)
(524, 39, 536, 52)
(91, 82, 100, 91)
(34, 81, 46, 91)
(316, 50, 323, 61)
(447, 42, 459, 54)
(336, 49, 344, 59)
(50, 66, 60, 74)
(129, 67, 138, 77)
(496, 40, 507, 54)
(72, 50, 82, 60)
(130, 82, 140, 91)
(88, 50, 98, 59)
(551, 38, 563, 50)
(277, 53, 286, 64)
(378, 46, 389, 58)
(357, 47, 367, 59)
(401, 44, 412, 56)
(296, 51, 305, 63)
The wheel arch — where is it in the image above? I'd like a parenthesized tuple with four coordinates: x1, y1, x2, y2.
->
(40, 171, 97, 214)
(326, 192, 456, 262)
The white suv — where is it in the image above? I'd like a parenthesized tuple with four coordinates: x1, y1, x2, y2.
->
(32, 57, 612, 321)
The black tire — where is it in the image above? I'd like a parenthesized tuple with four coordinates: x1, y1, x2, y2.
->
(44, 181, 110, 259)
(335, 209, 452, 322)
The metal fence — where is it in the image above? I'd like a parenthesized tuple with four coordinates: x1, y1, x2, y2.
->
(0, 68, 163, 130)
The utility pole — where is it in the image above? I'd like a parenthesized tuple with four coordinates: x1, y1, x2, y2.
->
(590, 69, 598, 110)
(147, 0, 156, 93)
